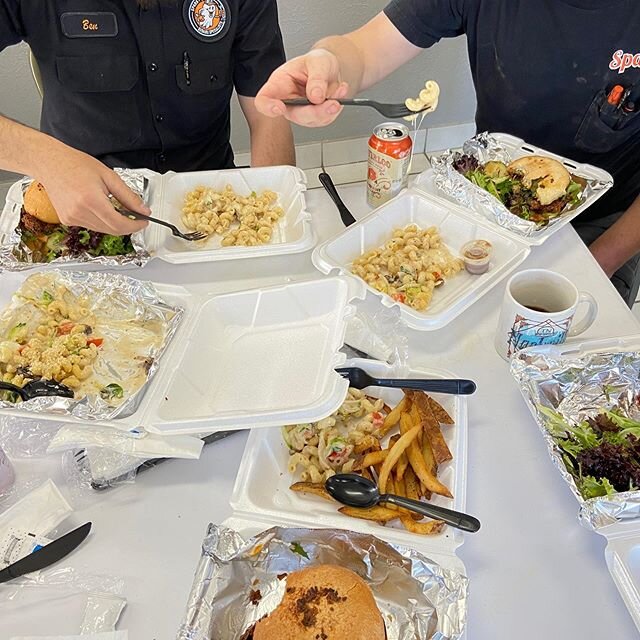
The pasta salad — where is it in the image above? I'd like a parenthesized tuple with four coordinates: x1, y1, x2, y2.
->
(351, 224, 464, 311)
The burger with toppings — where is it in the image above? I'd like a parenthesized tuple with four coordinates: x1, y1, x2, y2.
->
(453, 153, 585, 225)
(251, 565, 385, 640)
(17, 181, 134, 262)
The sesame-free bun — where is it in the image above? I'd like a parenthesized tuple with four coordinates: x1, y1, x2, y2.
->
(253, 565, 385, 640)
(508, 156, 571, 206)
(23, 181, 60, 225)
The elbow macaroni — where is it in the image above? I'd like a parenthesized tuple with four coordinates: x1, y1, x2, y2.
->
(405, 80, 440, 121)
(283, 388, 386, 483)
(182, 184, 284, 247)
(351, 224, 464, 311)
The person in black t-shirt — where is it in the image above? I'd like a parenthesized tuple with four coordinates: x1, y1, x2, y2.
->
(256, 0, 640, 307)
(0, 0, 294, 235)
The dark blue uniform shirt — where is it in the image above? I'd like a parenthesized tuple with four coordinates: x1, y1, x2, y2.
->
(385, 0, 640, 220)
(0, 0, 285, 172)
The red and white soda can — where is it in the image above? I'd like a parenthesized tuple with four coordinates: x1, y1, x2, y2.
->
(367, 122, 412, 207)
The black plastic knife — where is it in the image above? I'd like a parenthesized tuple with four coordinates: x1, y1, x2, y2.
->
(0, 521, 92, 584)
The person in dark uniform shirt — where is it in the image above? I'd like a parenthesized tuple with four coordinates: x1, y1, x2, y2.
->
(0, 0, 294, 235)
(256, 0, 640, 307)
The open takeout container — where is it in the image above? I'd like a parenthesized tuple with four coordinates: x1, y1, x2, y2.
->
(414, 132, 614, 246)
(0, 270, 364, 435)
(312, 189, 530, 331)
(228, 358, 470, 572)
(511, 335, 640, 632)
(0, 165, 315, 269)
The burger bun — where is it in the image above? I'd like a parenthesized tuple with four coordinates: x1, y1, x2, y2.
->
(507, 156, 571, 206)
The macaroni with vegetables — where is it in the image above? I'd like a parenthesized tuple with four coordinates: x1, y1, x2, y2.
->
(351, 224, 464, 311)
(181, 185, 284, 247)
(283, 389, 386, 483)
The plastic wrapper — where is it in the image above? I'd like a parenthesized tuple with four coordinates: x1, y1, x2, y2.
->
(430, 132, 613, 239)
(0, 270, 183, 421)
(177, 524, 468, 640)
(511, 346, 640, 530)
(0, 416, 65, 458)
(343, 304, 409, 376)
(80, 594, 127, 634)
(0, 168, 150, 271)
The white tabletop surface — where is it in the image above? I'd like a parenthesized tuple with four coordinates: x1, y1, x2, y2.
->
(2, 181, 640, 640)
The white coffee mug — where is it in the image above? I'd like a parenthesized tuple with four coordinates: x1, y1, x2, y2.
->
(495, 269, 598, 360)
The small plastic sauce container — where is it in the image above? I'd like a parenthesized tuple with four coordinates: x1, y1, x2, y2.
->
(461, 240, 492, 275)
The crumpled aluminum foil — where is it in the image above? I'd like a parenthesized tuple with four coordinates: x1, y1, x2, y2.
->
(510, 347, 640, 531)
(430, 132, 613, 239)
(0, 168, 150, 270)
(177, 525, 468, 640)
(0, 270, 183, 421)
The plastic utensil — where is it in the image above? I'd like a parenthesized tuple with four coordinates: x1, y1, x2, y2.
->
(283, 97, 428, 119)
(336, 367, 476, 395)
(110, 198, 207, 242)
(0, 379, 74, 401)
(318, 173, 357, 227)
(326, 473, 481, 533)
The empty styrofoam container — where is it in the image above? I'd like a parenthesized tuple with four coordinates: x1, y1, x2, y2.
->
(312, 190, 530, 331)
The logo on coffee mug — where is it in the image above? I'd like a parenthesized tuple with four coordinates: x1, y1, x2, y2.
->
(506, 315, 571, 357)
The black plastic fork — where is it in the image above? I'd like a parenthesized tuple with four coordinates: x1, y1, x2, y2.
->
(0, 379, 74, 401)
(337, 367, 476, 395)
(283, 97, 427, 119)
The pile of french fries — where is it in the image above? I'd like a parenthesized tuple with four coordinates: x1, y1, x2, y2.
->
(291, 390, 454, 536)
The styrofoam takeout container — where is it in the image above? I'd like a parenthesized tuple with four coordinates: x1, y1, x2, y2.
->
(512, 336, 640, 633)
(312, 189, 530, 331)
(413, 132, 614, 247)
(228, 358, 469, 572)
(0, 165, 315, 268)
(0, 271, 364, 435)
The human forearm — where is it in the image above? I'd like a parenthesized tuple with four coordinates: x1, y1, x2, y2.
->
(589, 196, 640, 277)
(239, 96, 295, 167)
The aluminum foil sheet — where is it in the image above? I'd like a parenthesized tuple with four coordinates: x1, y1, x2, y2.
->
(177, 525, 468, 640)
(0, 270, 183, 421)
(430, 132, 613, 239)
(510, 347, 640, 531)
(0, 168, 150, 270)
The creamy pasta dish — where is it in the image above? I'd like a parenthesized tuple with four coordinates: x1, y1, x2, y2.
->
(283, 389, 386, 483)
(351, 224, 464, 311)
(182, 184, 284, 247)
(405, 80, 440, 122)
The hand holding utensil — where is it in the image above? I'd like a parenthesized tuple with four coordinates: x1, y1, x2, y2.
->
(326, 474, 480, 533)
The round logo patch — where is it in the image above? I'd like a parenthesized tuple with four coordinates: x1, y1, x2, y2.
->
(183, 0, 230, 42)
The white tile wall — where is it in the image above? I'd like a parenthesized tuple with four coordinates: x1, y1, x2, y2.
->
(425, 122, 476, 153)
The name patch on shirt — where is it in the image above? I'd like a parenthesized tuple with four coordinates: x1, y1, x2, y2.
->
(61, 12, 118, 38)
(183, 0, 231, 43)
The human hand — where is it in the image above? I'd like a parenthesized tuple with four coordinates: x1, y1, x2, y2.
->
(36, 143, 150, 235)
(255, 49, 349, 127)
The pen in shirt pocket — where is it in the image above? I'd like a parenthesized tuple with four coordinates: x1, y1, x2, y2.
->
(183, 51, 191, 86)
(600, 84, 625, 128)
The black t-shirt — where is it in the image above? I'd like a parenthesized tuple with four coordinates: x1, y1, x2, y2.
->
(0, 0, 285, 173)
(385, 0, 640, 220)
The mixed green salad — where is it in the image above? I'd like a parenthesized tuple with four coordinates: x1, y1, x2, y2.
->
(540, 405, 640, 499)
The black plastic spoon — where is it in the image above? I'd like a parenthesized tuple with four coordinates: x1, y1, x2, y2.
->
(326, 473, 481, 533)
(337, 367, 476, 395)
(0, 379, 74, 402)
(318, 172, 357, 227)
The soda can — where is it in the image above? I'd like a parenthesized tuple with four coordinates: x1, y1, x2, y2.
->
(367, 122, 412, 207)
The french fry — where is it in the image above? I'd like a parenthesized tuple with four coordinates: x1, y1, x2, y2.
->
(413, 392, 452, 465)
(379, 396, 409, 437)
(406, 437, 453, 498)
(427, 395, 454, 425)
(403, 467, 423, 520)
(339, 505, 399, 523)
(289, 482, 333, 502)
(355, 449, 389, 471)
(409, 402, 424, 448)
(354, 435, 379, 454)
(389, 434, 401, 446)
(396, 451, 409, 481)
(361, 467, 373, 482)
(422, 435, 437, 478)
(400, 514, 446, 535)
(399, 412, 413, 435)
(378, 425, 421, 494)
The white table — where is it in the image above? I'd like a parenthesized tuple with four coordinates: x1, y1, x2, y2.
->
(3, 182, 640, 640)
